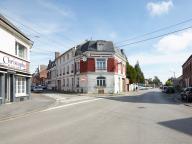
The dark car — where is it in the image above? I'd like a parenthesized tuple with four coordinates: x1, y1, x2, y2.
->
(180, 88, 188, 101)
(164, 86, 175, 94)
(162, 86, 168, 93)
(180, 87, 192, 102)
(185, 87, 192, 102)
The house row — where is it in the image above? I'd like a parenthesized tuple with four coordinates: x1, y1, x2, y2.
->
(46, 40, 129, 94)
(173, 54, 192, 89)
(182, 54, 192, 87)
(0, 14, 33, 104)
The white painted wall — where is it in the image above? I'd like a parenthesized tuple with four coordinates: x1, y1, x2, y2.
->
(0, 27, 30, 61)
(86, 73, 114, 94)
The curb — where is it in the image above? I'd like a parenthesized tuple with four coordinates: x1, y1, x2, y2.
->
(0, 96, 56, 122)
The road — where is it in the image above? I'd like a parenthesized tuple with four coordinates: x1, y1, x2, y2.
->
(0, 89, 191, 144)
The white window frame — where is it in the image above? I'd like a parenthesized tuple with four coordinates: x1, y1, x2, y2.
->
(16, 76, 26, 96)
(96, 58, 106, 70)
(15, 41, 27, 59)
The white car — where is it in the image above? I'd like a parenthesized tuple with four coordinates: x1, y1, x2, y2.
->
(33, 86, 43, 93)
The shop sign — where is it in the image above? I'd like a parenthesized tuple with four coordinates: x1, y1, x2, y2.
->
(0, 52, 28, 71)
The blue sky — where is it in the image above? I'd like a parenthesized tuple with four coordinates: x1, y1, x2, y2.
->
(0, 0, 192, 83)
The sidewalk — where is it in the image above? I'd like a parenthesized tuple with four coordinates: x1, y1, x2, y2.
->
(0, 93, 55, 121)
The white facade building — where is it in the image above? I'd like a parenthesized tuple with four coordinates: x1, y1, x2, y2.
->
(0, 14, 33, 104)
(55, 40, 128, 94)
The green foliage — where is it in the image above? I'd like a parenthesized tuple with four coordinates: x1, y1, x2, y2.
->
(126, 62, 137, 84)
(153, 76, 161, 86)
(134, 61, 145, 83)
(126, 61, 145, 84)
(165, 79, 173, 86)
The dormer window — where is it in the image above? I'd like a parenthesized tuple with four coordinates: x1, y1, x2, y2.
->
(15, 42, 27, 59)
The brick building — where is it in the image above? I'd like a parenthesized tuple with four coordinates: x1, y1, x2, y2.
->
(32, 65, 47, 86)
(182, 54, 192, 87)
(55, 40, 129, 94)
(46, 59, 56, 90)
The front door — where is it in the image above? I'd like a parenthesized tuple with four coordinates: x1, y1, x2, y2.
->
(5, 74, 14, 102)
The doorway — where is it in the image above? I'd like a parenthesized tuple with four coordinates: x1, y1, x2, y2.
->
(5, 74, 14, 102)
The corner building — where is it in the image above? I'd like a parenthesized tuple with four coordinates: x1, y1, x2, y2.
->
(0, 14, 33, 104)
(55, 40, 128, 94)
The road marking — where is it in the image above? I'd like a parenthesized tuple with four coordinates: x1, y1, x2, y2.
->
(41, 98, 102, 112)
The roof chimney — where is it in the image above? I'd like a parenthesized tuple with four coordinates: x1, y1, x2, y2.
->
(55, 52, 60, 59)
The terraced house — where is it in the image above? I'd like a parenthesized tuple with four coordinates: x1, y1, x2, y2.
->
(0, 14, 33, 104)
(182, 54, 192, 87)
(55, 40, 129, 94)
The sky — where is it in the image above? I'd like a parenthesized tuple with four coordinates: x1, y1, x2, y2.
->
(0, 0, 192, 83)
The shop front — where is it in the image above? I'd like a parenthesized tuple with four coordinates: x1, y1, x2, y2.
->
(0, 52, 31, 104)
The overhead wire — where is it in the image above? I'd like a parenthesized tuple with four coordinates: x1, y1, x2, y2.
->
(115, 17, 192, 45)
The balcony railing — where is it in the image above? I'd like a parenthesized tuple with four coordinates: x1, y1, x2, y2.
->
(96, 67, 107, 70)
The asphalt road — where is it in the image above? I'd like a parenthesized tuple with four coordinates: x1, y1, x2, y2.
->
(0, 89, 191, 144)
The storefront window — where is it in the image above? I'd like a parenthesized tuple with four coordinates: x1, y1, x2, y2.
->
(16, 76, 26, 94)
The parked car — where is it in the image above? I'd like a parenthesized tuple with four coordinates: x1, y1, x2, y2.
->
(162, 86, 168, 93)
(41, 85, 47, 90)
(32, 86, 44, 93)
(181, 87, 192, 102)
(163, 86, 175, 94)
(180, 88, 188, 101)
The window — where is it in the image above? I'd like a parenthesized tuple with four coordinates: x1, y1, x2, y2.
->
(71, 64, 74, 73)
(63, 79, 65, 87)
(67, 78, 69, 87)
(15, 42, 26, 59)
(67, 65, 69, 74)
(16, 76, 26, 94)
(67, 54, 69, 60)
(76, 62, 80, 72)
(63, 67, 65, 75)
(96, 59, 106, 70)
(76, 77, 79, 87)
(72, 78, 74, 87)
(97, 76, 106, 87)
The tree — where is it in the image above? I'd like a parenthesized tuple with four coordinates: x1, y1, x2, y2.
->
(148, 78, 153, 84)
(134, 61, 145, 83)
(126, 62, 137, 84)
(165, 79, 173, 86)
(153, 76, 161, 86)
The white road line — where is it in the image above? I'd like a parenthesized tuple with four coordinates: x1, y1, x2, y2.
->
(41, 98, 102, 112)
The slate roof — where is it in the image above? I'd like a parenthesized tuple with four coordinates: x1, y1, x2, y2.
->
(75, 40, 127, 59)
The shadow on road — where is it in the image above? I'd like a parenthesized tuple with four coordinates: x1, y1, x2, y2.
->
(101, 90, 179, 105)
(158, 117, 192, 136)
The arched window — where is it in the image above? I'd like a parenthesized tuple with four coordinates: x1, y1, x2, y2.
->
(97, 76, 106, 87)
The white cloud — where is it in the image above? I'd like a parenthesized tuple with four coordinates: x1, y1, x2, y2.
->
(128, 52, 190, 66)
(128, 52, 191, 83)
(155, 30, 192, 52)
(147, 0, 173, 16)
